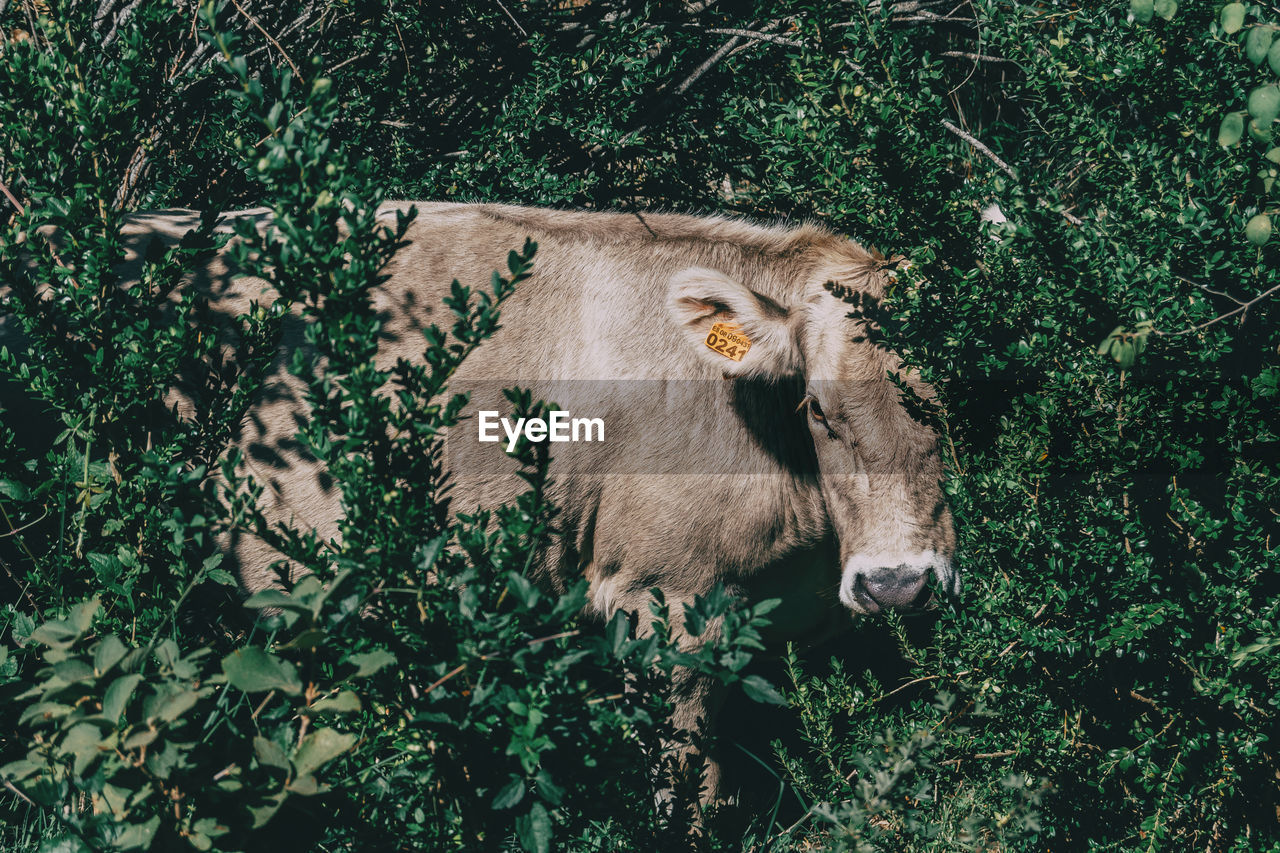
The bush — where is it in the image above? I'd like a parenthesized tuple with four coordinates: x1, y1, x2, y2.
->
(1, 1, 1277, 851)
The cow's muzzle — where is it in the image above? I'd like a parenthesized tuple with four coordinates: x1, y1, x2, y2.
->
(839, 551, 959, 615)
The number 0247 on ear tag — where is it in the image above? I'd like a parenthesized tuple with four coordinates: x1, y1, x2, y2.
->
(704, 322, 751, 362)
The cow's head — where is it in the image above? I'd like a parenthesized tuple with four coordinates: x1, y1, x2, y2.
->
(668, 259, 958, 615)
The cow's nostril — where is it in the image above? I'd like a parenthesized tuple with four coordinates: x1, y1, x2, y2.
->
(859, 568, 931, 610)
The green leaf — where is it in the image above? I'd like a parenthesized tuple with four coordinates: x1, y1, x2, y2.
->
(221, 647, 301, 695)
(52, 658, 94, 684)
(1218, 112, 1244, 147)
(1221, 2, 1246, 34)
(741, 674, 788, 705)
(309, 691, 362, 714)
(28, 622, 80, 649)
(254, 735, 290, 770)
(67, 599, 99, 634)
(506, 572, 540, 608)
(1097, 326, 1125, 357)
(145, 686, 200, 723)
(112, 816, 160, 851)
(206, 568, 237, 587)
(492, 777, 526, 810)
(243, 589, 311, 613)
(93, 635, 128, 676)
(0, 479, 29, 500)
(1129, 0, 1153, 23)
(1246, 26, 1274, 64)
(62, 721, 107, 775)
(516, 801, 552, 853)
(414, 535, 445, 571)
(101, 674, 143, 722)
(1248, 86, 1280, 125)
(293, 727, 357, 777)
(345, 648, 396, 678)
(277, 628, 327, 651)
(1116, 341, 1137, 369)
(1154, 0, 1177, 20)
(1246, 213, 1272, 245)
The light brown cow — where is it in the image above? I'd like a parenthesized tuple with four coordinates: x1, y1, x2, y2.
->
(12, 203, 960, 804)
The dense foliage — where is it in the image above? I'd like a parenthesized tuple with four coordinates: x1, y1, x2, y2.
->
(0, 0, 1276, 850)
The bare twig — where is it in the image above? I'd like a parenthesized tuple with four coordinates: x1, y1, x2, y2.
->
(0, 178, 25, 214)
(894, 11, 977, 27)
(940, 51, 1016, 63)
(603, 33, 743, 150)
(493, 0, 528, 38)
(941, 748, 1017, 766)
(1159, 281, 1280, 336)
(1177, 275, 1249, 306)
(4, 778, 35, 807)
(941, 119, 1018, 180)
(0, 506, 49, 538)
(700, 27, 803, 48)
(865, 0, 954, 13)
(229, 0, 301, 78)
(671, 33, 743, 99)
(1129, 689, 1160, 709)
(328, 51, 371, 74)
(422, 663, 468, 696)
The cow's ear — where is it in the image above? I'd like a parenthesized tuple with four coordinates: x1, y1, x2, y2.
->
(667, 267, 801, 377)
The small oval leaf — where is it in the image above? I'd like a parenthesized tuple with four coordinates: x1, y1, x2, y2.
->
(1218, 112, 1245, 146)
(1246, 213, 1273, 245)
(1130, 0, 1154, 23)
(1247, 26, 1274, 64)
(1249, 86, 1280, 125)
(1222, 3, 1247, 34)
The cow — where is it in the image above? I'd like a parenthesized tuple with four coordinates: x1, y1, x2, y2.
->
(6, 202, 959, 805)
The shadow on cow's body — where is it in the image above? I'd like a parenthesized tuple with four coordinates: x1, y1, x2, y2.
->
(1, 202, 959, 811)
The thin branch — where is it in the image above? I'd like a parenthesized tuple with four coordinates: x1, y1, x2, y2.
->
(1175, 274, 1249, 306)
(603, 33, 743, 150)
(865, 0, 954, 13)
(493, 0, 528, 38)
(700, 26, 803, 48)
(229, 0, 301, 78)
(422, 663, 468, 696)
(940, 50, 1016, 63)
(894, 11, 977, 27)
(672, 33, 743, 99)
(0, 506, 49, 538)
(0, 177, 25, 214)
(941, 748, 1017, 766)
(941, 118, 1018, 181)
(1159, 281, 1280, 336)
(328, 51, 370, 74)
(3, 779, 35, 807)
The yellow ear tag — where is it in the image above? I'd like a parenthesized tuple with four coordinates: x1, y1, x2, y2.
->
(704, 322, 751, 362)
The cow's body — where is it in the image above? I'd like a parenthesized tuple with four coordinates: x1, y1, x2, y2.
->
(10, 203, 959, 803)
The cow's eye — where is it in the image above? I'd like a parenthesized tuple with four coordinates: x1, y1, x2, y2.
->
(804, 396, 838, 438)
